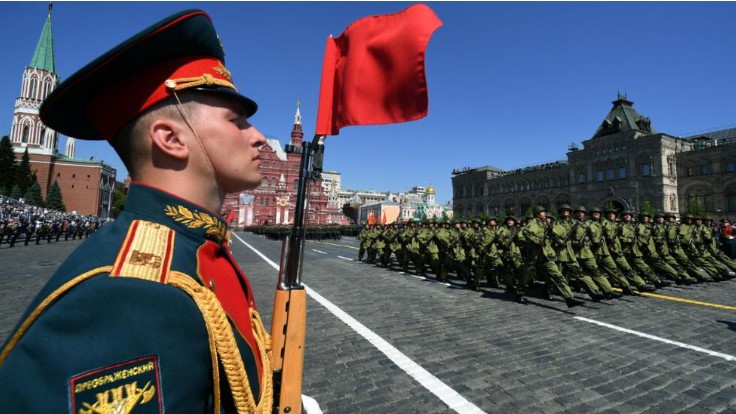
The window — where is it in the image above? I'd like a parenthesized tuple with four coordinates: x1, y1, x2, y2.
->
(39, 128, 45, 146)
(619, 167, 626, 179)
(700, 164, 710, 175)
(607, 169, 615, 180)
(727, 161, 736, 173)
(22, 126, 29, 143)
(30, 78, 38, 98)
(641, 163, 651, 176)
(729, 194, 736, 212)
(596, 170, 604, 182)
(579, 172, 586, 184)
(687, 166, 694, 177)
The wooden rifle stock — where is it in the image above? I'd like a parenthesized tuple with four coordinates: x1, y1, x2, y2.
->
(271, 135, 325, 414)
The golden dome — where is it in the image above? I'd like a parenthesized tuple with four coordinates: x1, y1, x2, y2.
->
(427, 186, 435, 194)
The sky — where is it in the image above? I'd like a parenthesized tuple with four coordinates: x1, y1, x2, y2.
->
(1, 2, 736, 205)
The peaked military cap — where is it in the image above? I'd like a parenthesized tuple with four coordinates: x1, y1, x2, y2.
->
(40, 10, 257, 141)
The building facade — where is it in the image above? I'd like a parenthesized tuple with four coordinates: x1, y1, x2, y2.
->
(222, 104, 333, 227)
(8, 6, 116, 218)
(452, 94, 736, 220)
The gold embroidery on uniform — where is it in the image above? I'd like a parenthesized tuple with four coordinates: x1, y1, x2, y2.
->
(164, 205, 229, 242)
(112, 221, 174, 282)
(78, 381, 156, 414)
(213, 62, 233, 82)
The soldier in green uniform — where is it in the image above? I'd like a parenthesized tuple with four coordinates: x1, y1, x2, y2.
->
(703, 218, 736, 273)
(475, 217, 504, 288)
(448, 221, 470, 284)
(679, 214, 724, 281)
(496, 216, 525, 295)
(551, 204, 600, 301)
(570, 206, 618, 299)
(664, 212, 711, 282)
(619, 211, 670, 288)
(694, 217, 734, 279)
(651, 212, 696, 284)
(434, 221, 453, 282)
(522, 206, 583, 307)
(400, 221, 419, 272)
(358, 223, 371, 261)
(588, 207, 637, 295)
(636, 212, 685, 285)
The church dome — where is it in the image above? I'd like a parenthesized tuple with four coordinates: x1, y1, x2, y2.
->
(427, 186, 435, 194)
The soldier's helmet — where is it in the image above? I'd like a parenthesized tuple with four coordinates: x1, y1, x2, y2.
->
(574, 205, 587, 214)
(533, 205, 546, 214)
(487, 216, 497, 223)
(683, 214, 694, 220)
(589, 207, 602, 214)
(505, 216, 517, 224)
(605, 207, 618, 214)
(638, 211, 651, 218)
(620, 210, 633, 216)
(664, 212, 677, 219)
(654, 211, 665, 219)
(557, 203, 572, 213)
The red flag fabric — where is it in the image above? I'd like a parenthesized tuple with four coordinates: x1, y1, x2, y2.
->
(315, 4, 443, 136)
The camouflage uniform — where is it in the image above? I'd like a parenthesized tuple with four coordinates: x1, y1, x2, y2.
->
(588, 208, 635, 294)
(522, 206, 582, 307)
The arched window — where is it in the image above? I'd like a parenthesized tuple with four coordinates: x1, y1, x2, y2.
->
(22, 126, 29, 143)
(39, 128, 45, 146)
(30, 78, 38, 99)
(293, 180, 299, 191)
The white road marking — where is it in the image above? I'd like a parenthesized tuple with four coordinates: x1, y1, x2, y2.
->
(233, 233, 486, 414)
(337, 256, 354, 261)
(574, 317, 736, 362)
(312, 249, 327, 254)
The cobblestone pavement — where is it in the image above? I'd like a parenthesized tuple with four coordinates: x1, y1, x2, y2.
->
(2, 233, 736, 413)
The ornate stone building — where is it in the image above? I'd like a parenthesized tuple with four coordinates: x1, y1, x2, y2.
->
(8, 5, 116, 217)
(452, 94, 736, 220)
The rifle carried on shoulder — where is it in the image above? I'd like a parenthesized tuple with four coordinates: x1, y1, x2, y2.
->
(271, 134, 325, 414)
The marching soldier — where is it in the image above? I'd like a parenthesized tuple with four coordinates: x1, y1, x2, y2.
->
(636, 212, 685, 285)
(571, 206, 617, 299)
(619, 210, 670, 288)
(664, 212, 711, 282)
(522, 206, 583, 307)
(651, 212, 695, 284)
(588, 207, 637, 295)
(679, 214, 724, 281)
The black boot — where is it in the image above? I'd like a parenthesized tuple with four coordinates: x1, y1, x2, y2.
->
(515, 294, 528, 305)
(622, 286, 639, 295)
(566, 297, 584, 308)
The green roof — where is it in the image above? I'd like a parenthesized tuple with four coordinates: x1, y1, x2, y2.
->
(591, 94, 656, 139)
(29, 10, 55, 73)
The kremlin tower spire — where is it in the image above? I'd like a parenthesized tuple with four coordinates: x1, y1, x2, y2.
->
(10, 2, 60, 156)
(290, 99, 303, 147)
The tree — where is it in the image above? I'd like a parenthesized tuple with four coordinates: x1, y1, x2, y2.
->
(9, 184, 21, 200)
(0, 136, 16, 193)
(15, 148, 34, 195)
(24, 179, 43, 206)
(341, 202, 359, 224)
(112, 188, 127, 218)
(46, 180, 66, 211)
(685, 200, 707, 218)
(639, 199, 657, 217)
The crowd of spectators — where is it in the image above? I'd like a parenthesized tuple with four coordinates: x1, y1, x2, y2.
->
(0, 196, 105, 248)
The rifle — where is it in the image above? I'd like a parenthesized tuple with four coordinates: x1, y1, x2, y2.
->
(271, 134, 325, 414)
(560, 220, 579, 245)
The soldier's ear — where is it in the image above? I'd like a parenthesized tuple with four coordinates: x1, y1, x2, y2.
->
(150, 119, 189, 161)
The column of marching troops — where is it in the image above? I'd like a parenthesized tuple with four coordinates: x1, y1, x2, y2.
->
(357, 204, 736, 308)
(0, 199, 102, 248)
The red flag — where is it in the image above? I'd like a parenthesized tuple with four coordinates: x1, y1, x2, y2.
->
(315, 4, 442, 136)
